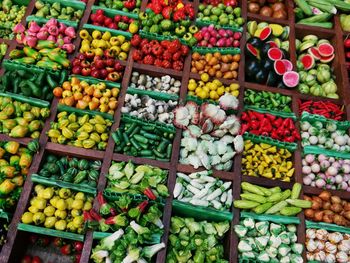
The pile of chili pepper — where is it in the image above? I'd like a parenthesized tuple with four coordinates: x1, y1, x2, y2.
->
(240, 110, 300, 143)
(298, 100, 344, 121)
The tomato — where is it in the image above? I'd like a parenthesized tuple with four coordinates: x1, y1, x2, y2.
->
(21, 255, 31, 263)
(32, 256, 42, 263)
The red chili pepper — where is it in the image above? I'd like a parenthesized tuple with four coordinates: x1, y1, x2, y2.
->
(281, 118, 290, 129)
(250, 130, 260, 135)
(247, 111, 257, 120)
(287, 118, 295, 131)
(89, 209, 102, 221)
(240, 123, 249, 135)
(138, 200, 149, 213)
(283, 130, 291, 137)
(261, 131, 269, 137)
(259, 118, 271, 132)
(83, 210, 93, 222)
(292, 130, 301, 140)
(271, 131, 279, 139)
(265, 113, 276, 121)
(273, 118, 283, 128)
(143, 187, 157, 200)
(284, 136, 295, 143)
(250, 120, 260, 130)
(241, 112, 249, 121)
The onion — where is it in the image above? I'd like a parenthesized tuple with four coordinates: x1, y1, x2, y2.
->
(302, 165, 312, 174)
(331, 195, 342, 204)
(319, 191, 331, 201)
(305, 154, 316, 163)
(331, 203, 343, 213)
(314, 211, 324, 221)
(309, 173, 316, 180)
(305, 208, 314, 218)
(342, 164, 350, 174)
(323, 202, 331, 210)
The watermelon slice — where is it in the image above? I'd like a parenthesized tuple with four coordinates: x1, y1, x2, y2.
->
(281, 59, 293, 72)
(274, 60, 287, 75)
(245, 43, 259, 58)
(300, 54, 315, 70)
(268, 48, 283, 61)
(308, 47, 321, 60)
(283, 71, 300, 88)
(320, 54, 335, 63)
(318, 43, 334, 57)
(266, 40, 278, 48)
(259, 26, 272, 41)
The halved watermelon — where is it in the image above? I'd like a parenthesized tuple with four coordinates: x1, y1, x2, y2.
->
(320, 53, 335, 63)
(268, 48, 283, 61)
(308, 47, 321, 60)
(299, 54, 315, 70)
(281, 59, 293, 72)
(266, 40, 278, 48)
(259, 26, 272, 41)
(283, 71, 300, 88)
(274, 60, 287, 75)
(318, 43, 334, 57)
(245, 43, 259, 58)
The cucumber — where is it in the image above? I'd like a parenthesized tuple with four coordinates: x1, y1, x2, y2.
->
(240, 193, 266, 204)
(265, 201, 288, 214)
(297, 21, 333, 28)
(252, 202, 273, 214)
(291, 183, 302, 199)
(298, 13, 332, 23)
(280, 206, 302, 216)
(286, 199, 312, 208)
(295, 0, 313, 16)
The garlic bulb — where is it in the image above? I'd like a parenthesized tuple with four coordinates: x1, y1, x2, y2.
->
(336, 251, 349, 263)
(306, 252, 315, 261)
(316, 229, 328, 240)
(314, 251, 326, 261)
(344, 234, 350, 240)
(325, 241, 337, 254)
(316, 239, 325, 250)
(338, 240, 350, 252)
(328, 232, 343, 244)
(306, 239, 317, 252)
(306, 229, 316, 239)
(325, 253, 336, 263)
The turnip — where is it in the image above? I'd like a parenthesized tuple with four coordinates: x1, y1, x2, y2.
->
(335, 136, 347, 146)
(343, 164, 350, 174)
(311, 163, 320, 173)
(301, 121, 311, 131)
(335, 175, 343, 184)
(316, 179, 326, 188)
(309, 136, 318, 145)
(302, 132, 310, 139)
(341, 182, 348, 190)
(302, 166, 312, 174)
(303, 176, 312, 185)
(318, 154, 327, 162)
(320, 160, 330, 170)
(305, 154, 315, 163)
(309, 173, 316, 180)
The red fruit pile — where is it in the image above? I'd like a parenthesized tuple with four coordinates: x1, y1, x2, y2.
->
(344, 38, 350, 71)
(72, 53, 124, 82)
(203, 0, 238, 6)
(90, 9, 134, 31)
(147, 0, 195, 21)
(131, 34, 189, 71)
(240, 111, 300, 143)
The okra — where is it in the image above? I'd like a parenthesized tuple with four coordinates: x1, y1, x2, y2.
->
(129, 126, 140, 138)
(141, 130, 160, 140)
(112, 132, 121, 144)
(153, 149, 165, 158)
(166, 144, 172, 159)
(140, 150, 153, 156)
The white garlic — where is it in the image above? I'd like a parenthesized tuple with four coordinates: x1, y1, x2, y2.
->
(314, 251, 326, 261)
(316, 229, 328, 240)
(325, 242, 337, 254)
(336, 251, 349, 263)
(329, 232, 343, 244)
(306, 229, 316, 239)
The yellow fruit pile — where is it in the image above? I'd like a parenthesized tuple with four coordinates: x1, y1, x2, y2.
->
(21, 185, 93, 233)
(187, 74, 239, 100)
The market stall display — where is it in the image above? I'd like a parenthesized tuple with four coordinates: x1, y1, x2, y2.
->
(1, 0, 350, 262)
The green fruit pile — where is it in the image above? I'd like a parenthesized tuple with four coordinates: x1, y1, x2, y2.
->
(197, 3, 243, 28)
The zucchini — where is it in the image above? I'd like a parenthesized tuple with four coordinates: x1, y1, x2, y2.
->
(298, 13, 332, 23)
(297, 21, 333, 28)
(295, 0, 313, 16)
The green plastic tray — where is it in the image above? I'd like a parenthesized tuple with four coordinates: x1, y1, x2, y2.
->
(26, 15, 78, 28)
(193, 46, 241, 55)
(306, 220, 350, 235)
(244, 105, 297, 120)
(70, 74, 121, 89)
(83, 24, 132, 39)
(172, 200, 232, 222)
(31, 174, 97, 195)
(121, 114, 176, 134)
(240, 211, 300, 225)
(57, 104, 114, 121)
(0, 92, 49, 108)
(301, 111, 350, 131)
(127, 87, 179, 101)
(195, 19, 243, 32)
(2, 59, 61, 77)
(18, 223, 84, 241)
(303, 145, 350, 159)
(186, 94, 218, 106)
(243, 132, 297, 152)
(91, 5, 138, 19)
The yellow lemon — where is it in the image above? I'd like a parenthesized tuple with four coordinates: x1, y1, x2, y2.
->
(188, 82, 197, 91)
(225, 87, 231, 92)
(203, 86, 210, 93)
(230, 83, 240, 90)
(200, 73, 209, 82)
(189, 79, 196, 83)
(217, 87, 225, 96)
(75, 192, 86, 201)
(212, 79, 222, 87)
(72, 199, 84, 210)
(208, 82, 217, 90)
(71, 209, 82, 217)
(210, 91, 219, 100)
(198, 90, 208, 99)
(56, 199, 67, 211)
(231, 90, 239, 97)
(55, 220, 67, 231)
(43, 206, 56, 217)
(195, 87, 203, 94)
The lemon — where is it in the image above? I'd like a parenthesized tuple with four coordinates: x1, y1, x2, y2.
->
(56, 199, 67, 211)
(21, 212, 33, 224)
(75, 192, 86, 201)
(66, 197, 74, 210)
(33, 198, 47, 210)
(67, 222, 76, 232)
(28, 205, 39, 214)
(188, 91, 195, 96)
(208, 82, 217, 91)
(198, 90, 208, 99)
(72, 199, 84, 210)
(44, 206, 56, 217)
(55, 209, 67, 220)
(198, 81, 205, 86)
(217, 87, 225, 96)
(33, 212, 45, 225)
(210, 91, 219, 100)
(195, 87, 203, 94)
(44, 216, 57, 228)
(203, 86, 210, 93)
(200, 73, 209, 82)
(41, 188, 54, 200)
(230, 83, 240, 90)
(189, 79, 196, 83)
(188, 82, 197, 91)
(231, 90, 239, 97)
(83, 201, 92, 211)
(212, 79, 222, 87)
(73, 216, 84, 228)
(50, 196, 60, 207)
(55, 220, 67, 231)
(59, 188, 72, 199)
(34, 184, 45, 195)
(71, 209, 82, 217)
